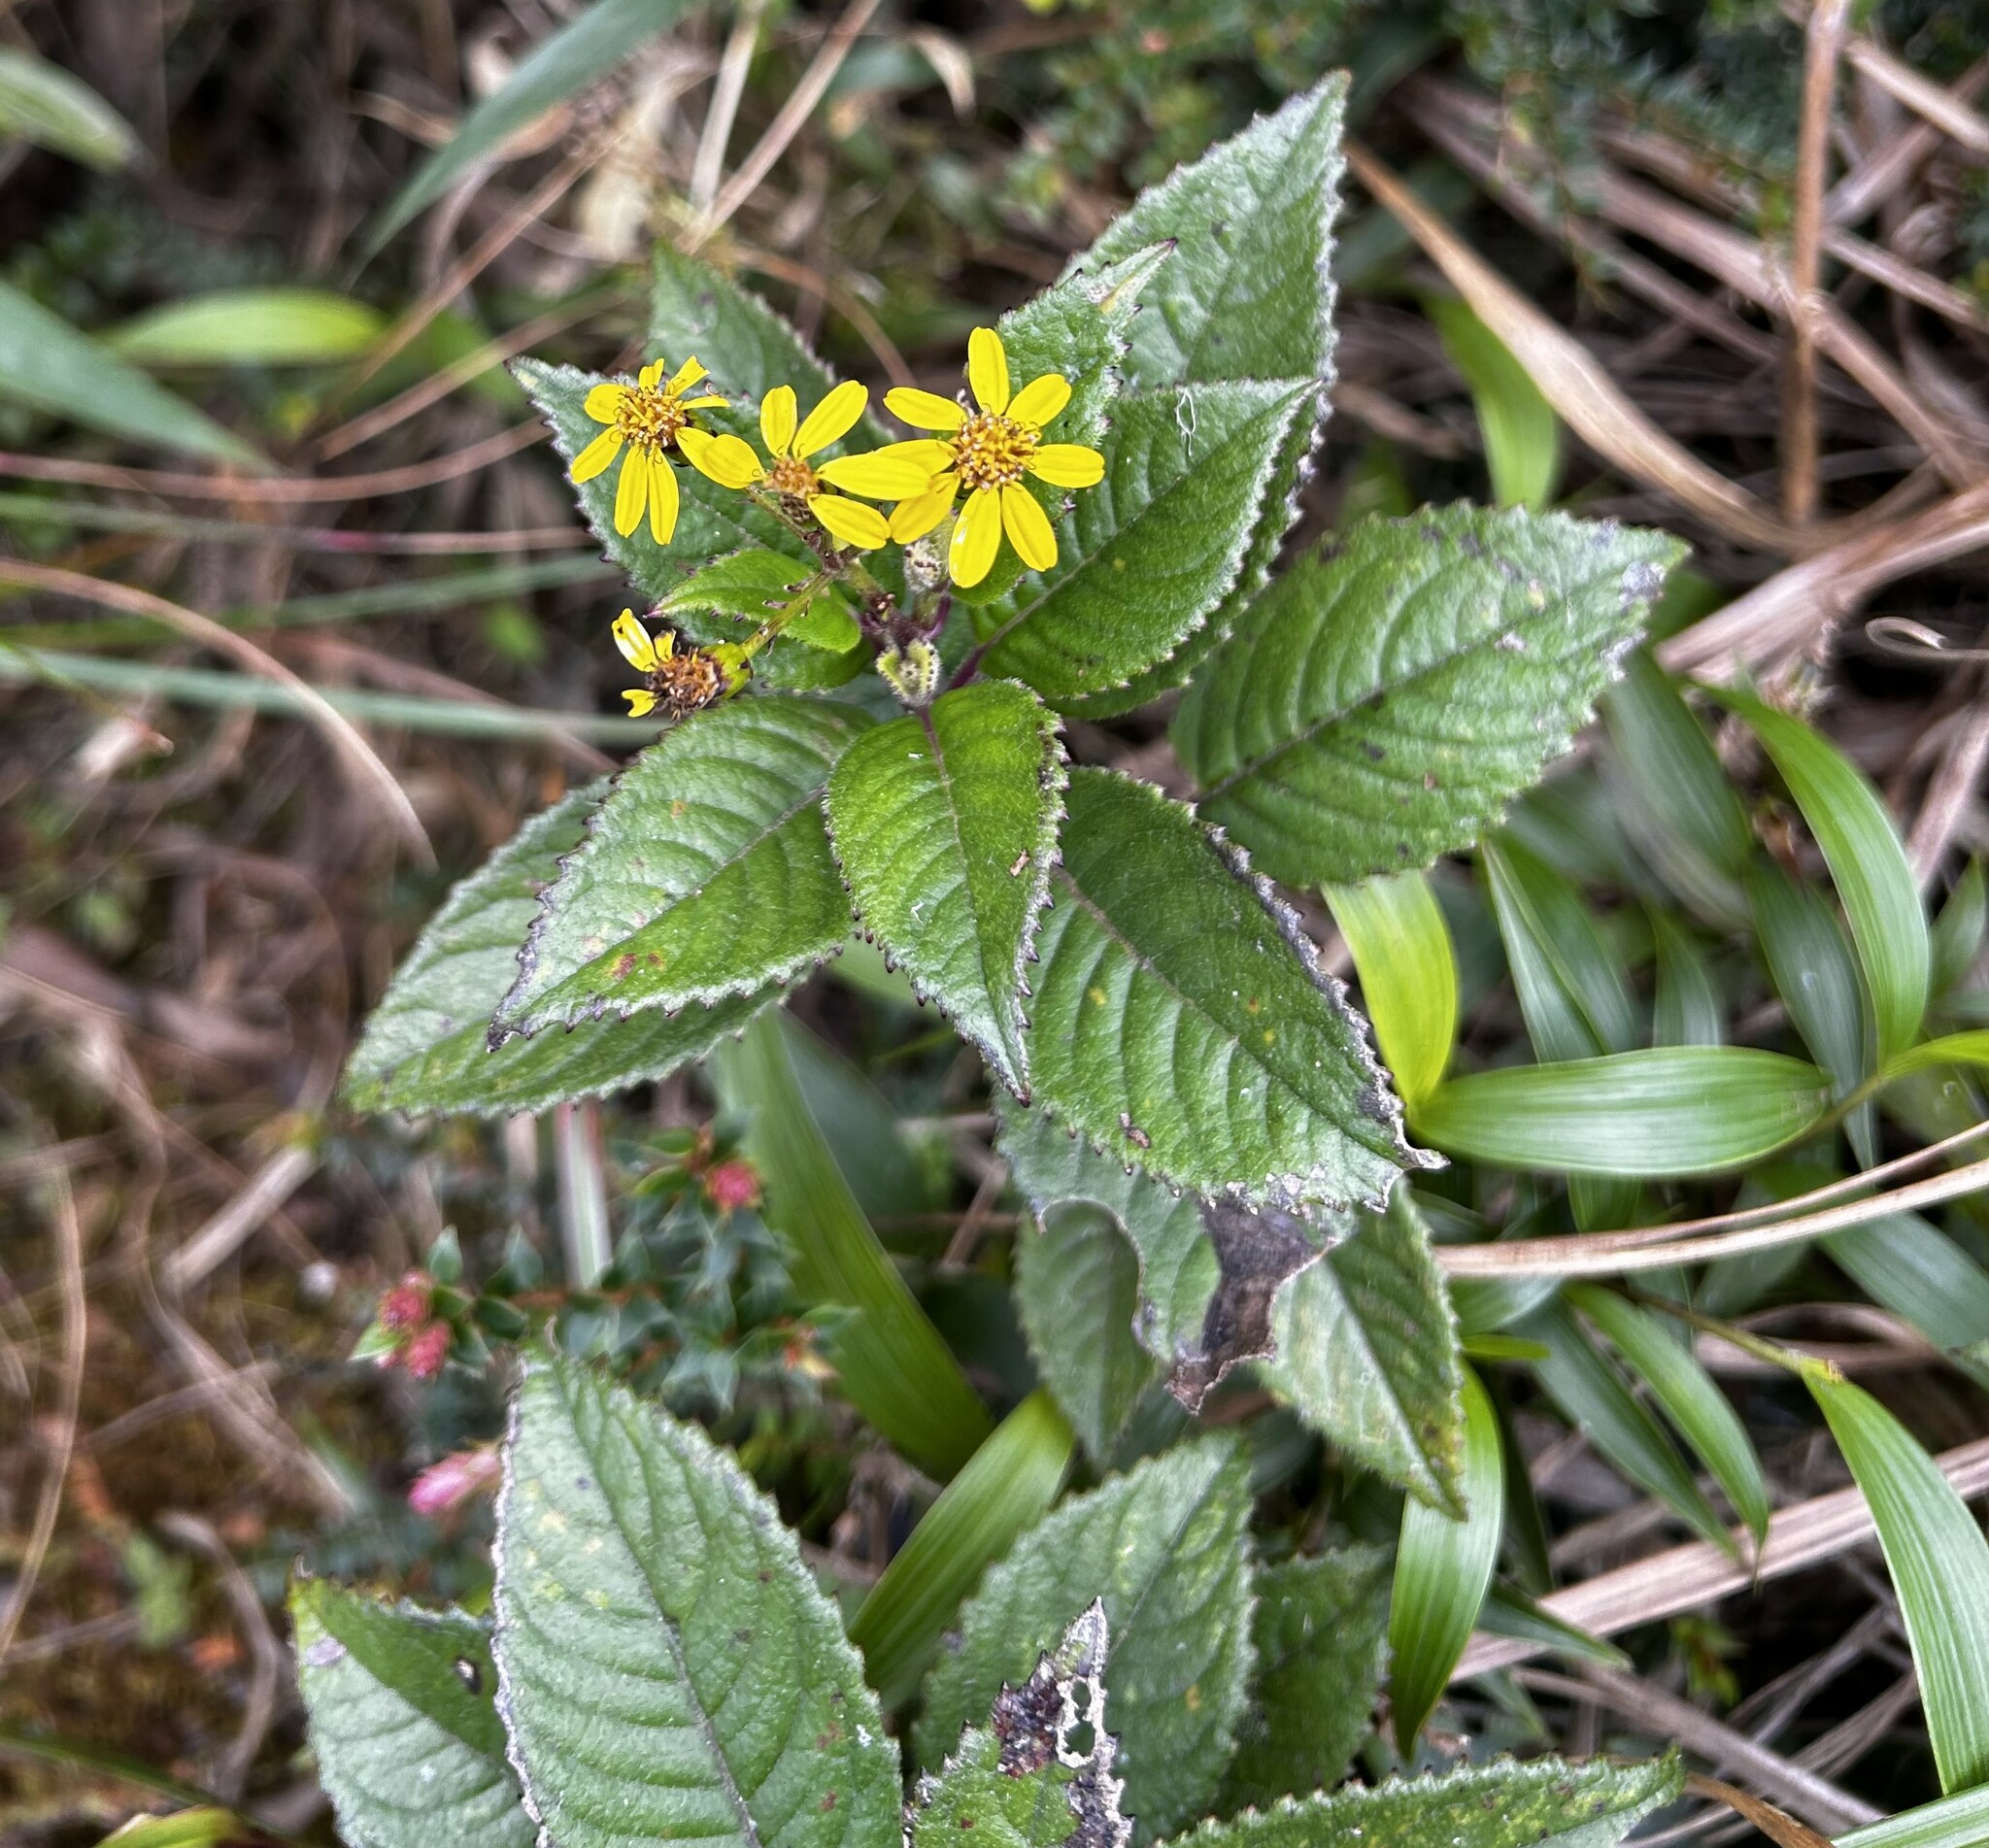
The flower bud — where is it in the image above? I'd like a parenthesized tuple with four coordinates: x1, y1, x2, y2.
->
(377, 1270, 433, 1331)
(408, 1446, 502, 1519)
(703, 1159, 762, 1214)
(401, 1322, 452, 1381)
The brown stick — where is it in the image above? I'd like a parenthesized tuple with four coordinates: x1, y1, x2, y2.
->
(1785, 0, 1851, 525)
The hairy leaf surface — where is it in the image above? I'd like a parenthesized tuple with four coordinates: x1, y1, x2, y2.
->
(1260, 1188, 1466, 1512)
(493, 1356, 900, 1848)
(1165, 1753, 1681, 1848)
(1176, 507, 1684, 885)
(826, 680, 1064, 1092)
(493, 698, 867, 1038)
(1025, 768, 1427, 1210)
(292, 1581, 532, 1848)
(344, 784, 775, 1117)
(1220, 1548, 1390, 1809)
(981, 382, 1312, 702)
(915, 1437, 1255, 1843)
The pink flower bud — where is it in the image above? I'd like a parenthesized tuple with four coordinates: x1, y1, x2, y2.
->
(401, 1322, 452, 1380)
(704, 1159, 762, 1214)
(408, 1447, 502, 1519)
(378, 1270, 433, 1331)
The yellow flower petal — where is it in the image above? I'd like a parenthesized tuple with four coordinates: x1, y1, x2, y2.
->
(1007, 372, 1071, 428)
(809, 492, 890, 551)
(666, 355, 708, 396)
(951, 486, 1003, 587)
(682, 394, 729, 411)
(614, 444, 649, 535)
(584, 382, 630, 422)
(967, 326, 1011, 416)
(885, 386, 965, 431)
(678, 427, 763, 489)
(760, 385, 798, 456)
(816, 444, 941, 498)
(794, 379, 868, 457)
(1000, 482, 1058, 573)
(570, 425, 625, 484)
(624, 688, 657, 717)
(890, 475, 960, 544)
(638, 359, 664, 390)
(649, 453, 680, 546)
(1028, 443, 1106, 488)
(612, 609, 657, 672)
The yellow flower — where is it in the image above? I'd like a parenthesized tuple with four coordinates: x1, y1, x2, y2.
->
(571, 357, 729, 545)
(675, 380, 931, 551)
(875, 326, 1106, 588)
(612, 608, 745, 719)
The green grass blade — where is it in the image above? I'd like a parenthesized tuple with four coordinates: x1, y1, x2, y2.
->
(849, 1390, 1074, 1708)
(1427, 296, 1559, 510)
(105, 288, 387, 366)
(1325, 870, 1458, 1109)
(0, 47, 139, 169)
(1837, 1787, 1989, 1848)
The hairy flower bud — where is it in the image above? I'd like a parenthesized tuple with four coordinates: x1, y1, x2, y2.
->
(377, 1271, 433, 1331)
(400, 1322, 452, 1381)
(408, 1446, 502, 1519)
(703, 1159, 762, 1214)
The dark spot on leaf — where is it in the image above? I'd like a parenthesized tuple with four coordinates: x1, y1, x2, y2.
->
(735, 1628, 753, 1645)
(455, 1657, 482, 1694)
(1168, 1199, 1323, 1410)
(1621, 558, 1665, 605)
(1459, 530, 1484, 557)
(610, 953, 637, 980)
(820, 1791, 837, 1811)
(1210, 218, 1229, 239)
(1361, 742, 1385, 762)
(759, 1568, 774, 1582)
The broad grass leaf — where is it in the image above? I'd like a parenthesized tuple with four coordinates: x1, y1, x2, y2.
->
(1324, 870, 1458, 1109)
(1388, 1365, 1501, 1751)
(291, 1581, 532, 1848)
(1567, 1285, 1770, 1544)
(1806, 1372, 1989, 1792)
(716, 1011, 991, 1479)
(1932, 861, 1985, 998)
(1025, 767, 1429, 1211)
(1165, 1754, 1680, 1848)
(370, 0, 695, 249)
(1714, 687, 1930, 1064)
(826, 680, 1064, 1092)
(107, 289, 386, 365)
(1879, 1030, 1989, 1087)
(1837, 1787, 1989, 1848)
(1427, 297, 1559, 510)
(1220, 1547, 1390, 1809)
(0, 47, 139, 168)
(493, 1357, 902, 1848)
(1824, 1212, 1989, 1387)
(0, 278, 264, 466)
(1177, 506, 1682, 885)
(1523, 1298, 1730, 1552)
(1651, 912, 1725, 1048)
(849, 1391, 1074, 1709)
(491, 698, 866, 1039)
(1477, 1586, 1630, 1670)
(343, 783, 776, 1118)
(914, 1436, 1256, 1843)
(1259, 1188, 1466, 1512)
(1013, 1202, 1158, 1461)
(1414, 1047, 1832, 1177)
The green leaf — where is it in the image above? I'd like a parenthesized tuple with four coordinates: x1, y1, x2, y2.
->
(1478, 1585, 1630, 1670)
(0, 278, 264, 467)
(291, 1580, 532, 1848)
(494, 1356, 902, 1848)
(1879, 1029, 1989, 1086)
(1388, 1365, 1502, 1752)
(1932, 860, 1985, 998)
(1522, 1299, 1731, 1553)
(1806, 1371, 1989, 1792)
(1169, 1754, 1679, 1848)
(106, 289, 386, 366)
(1427, 297, 1559, 511)
(1025, 767, 1428, 1210)
(1013, 1199, 1159, 1461)
(343, 783, 776, 1118)
(915, 1436, 1256, 1843)
(1058, 80, 1345, 720)
(826, 680, 1064, 1093)
(0, 48, 139, 169)
(1324, 871, 1458, 1109)
(1601, 653, 1752, 894)
(651, 241, 850, 407)
(979, 381, 1310, 703)
(1650, 912, 1724, 1048)
(1747, 859, 1871, 1100)
(1482, 835, 1638, 1059)
(1220, 1547, 1390, 1809)
(1177, 506, 1683, 885)
(1259, 1188, 1467, 1512)
(658, 548, 859, 652)
(371, 0, 695, 249)
(491, 697, 866, 1039)
(1824, 1212, 1989, 1383)
(1415, 1047, 1832, 1178)
(1566, 1285, 1770, 1543)
(1837, 1787, 1989, 1848)
(718, 1011, 992, 1479)
(909, 1606, 1126, 1848)
(849, 1391, 1074, 1709)
(1713, 686, 1931, 1063)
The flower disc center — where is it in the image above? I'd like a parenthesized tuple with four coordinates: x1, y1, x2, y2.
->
(618, 386, 691, 453)
(952, 413, 1038, 493)
(767, 454, 819, 497)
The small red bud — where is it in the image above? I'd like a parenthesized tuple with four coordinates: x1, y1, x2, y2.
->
(378, 1270, 433, 1331)
(704, 1159, 762, 1214)
(401, 1322, 452, 1380)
